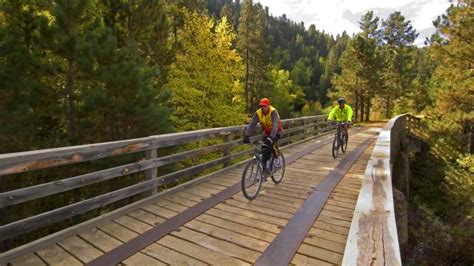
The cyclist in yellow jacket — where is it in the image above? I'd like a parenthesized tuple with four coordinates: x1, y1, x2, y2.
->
(243, 98, 283, 175)
(328, 97, 353, 135)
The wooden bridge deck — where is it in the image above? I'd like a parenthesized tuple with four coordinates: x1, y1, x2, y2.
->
(8, 127, 381, 266)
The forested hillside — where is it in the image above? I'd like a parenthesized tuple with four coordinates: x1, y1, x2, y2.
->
(0, 0, 472, 263)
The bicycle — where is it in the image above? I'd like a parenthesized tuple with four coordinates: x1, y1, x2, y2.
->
(331, 121, 350, 159)
(241, 140, 286, 200)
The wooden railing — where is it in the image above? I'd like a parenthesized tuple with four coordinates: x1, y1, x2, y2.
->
(0, 115, 331, 258)
(342, 114, 420, 265)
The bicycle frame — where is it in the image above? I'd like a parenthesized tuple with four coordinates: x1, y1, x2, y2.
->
(332, 122, 350, 158)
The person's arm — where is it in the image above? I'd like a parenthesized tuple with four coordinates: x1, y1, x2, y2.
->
(244, 112, 259, 136)
(270, 110, 280, 139)
(346, 106, 353, 122)
(328, 106, 337, 121)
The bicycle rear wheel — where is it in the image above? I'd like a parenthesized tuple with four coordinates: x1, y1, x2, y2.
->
(241, 159, 263, 200)
(332, 134, 339, 159)
(271, 153, 285, 184)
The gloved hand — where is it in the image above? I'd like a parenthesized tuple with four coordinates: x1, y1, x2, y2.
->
(243, 135, 250, 144)
(265, 137, 273, 145)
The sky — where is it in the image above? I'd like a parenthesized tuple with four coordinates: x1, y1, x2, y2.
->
(256, 0, 453, 46)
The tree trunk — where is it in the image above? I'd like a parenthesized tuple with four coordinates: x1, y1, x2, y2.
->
(385, 95, 391, 119)
(360, 95, 365, 123)
(66, 58, 77, 144)
(365, 96, 371, 122)
(245, 48, 249, 113)
(354, 91, 359, 123)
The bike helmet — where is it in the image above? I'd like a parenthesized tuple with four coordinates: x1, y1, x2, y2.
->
(337, 97, 346, 105)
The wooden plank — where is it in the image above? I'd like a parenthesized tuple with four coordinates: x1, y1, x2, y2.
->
(8, 253, 46, 266)
(317, 214, 351, 228)
(320, 209, 353, 221)
(297, 243, 343, 264)
(78, 227, 162, 265)
(142, 204, 178, 219)
(185, 218, 271, 250)
(326, 199, 357, 210)
(254, 137, 375, 266)
(303, 236, 346, 253)
(213, 203, 288, 227)
(58, 236, 103, 263)
(145, 243, 208, 266)
(323, 204, 355, 216)
(232, 193, 302, 209)
(223, 199, 294, 220)
(205, 208, 281, 234)
(171, 226, 260, 263)
(111, 215, 208, 265)
(159, 235, 249, 265)
(128, 209, 166, 226)
(308, 228, 347, 244)
(35, 244, 82, 266)
(313, 221, 350, 236)
(196, 213, 276, 242)
(292, 253, 333, 266)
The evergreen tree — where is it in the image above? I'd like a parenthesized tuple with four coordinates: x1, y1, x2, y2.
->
(39, 0, 98, 144)
(86, 0, 174, 141)
(429, 1, 474, 151)
(332, 12, 382, 122)
(237, 0, 267, 113)
(0, 1, 63, 152)
(320, 32, 349, 104)
(379, 11, 418, 118)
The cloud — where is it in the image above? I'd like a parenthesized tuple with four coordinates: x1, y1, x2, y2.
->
(256, 0, 451, 46)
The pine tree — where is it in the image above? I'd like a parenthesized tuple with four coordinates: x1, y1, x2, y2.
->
(84, 0, 174, 141)
(40, 0, 97, 144)
(0, 1, 64, 152)
(379, 11, 418, 118)
(332, 12, 382, 122)
(237, 0, 267, 113)
(429, 1, 474, 151)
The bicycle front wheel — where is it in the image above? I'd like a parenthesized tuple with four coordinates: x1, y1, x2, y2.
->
(241, 159, 264, 200)
(271, 153, 285, 184)
(332, 134, 339, 159)
(341, 132, 349, 153)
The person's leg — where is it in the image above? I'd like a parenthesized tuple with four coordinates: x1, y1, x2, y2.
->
(272, 134, 281, 157)
(261, 136, 272, 173)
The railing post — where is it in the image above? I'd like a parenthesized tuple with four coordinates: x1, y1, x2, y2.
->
(223, 133, 231, 168)
(145, 149, 157, 195)
(302, 119, 307, 140)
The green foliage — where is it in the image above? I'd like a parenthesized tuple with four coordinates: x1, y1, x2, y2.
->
(409, 122, 474, 264)
(168, 11, 245, 130)
(428, 1, 474, 152)
(0, 1, 64, 152)
(262, 68, 301, 118)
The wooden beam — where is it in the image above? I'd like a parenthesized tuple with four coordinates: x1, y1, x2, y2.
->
(342, 115, 406, 266)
